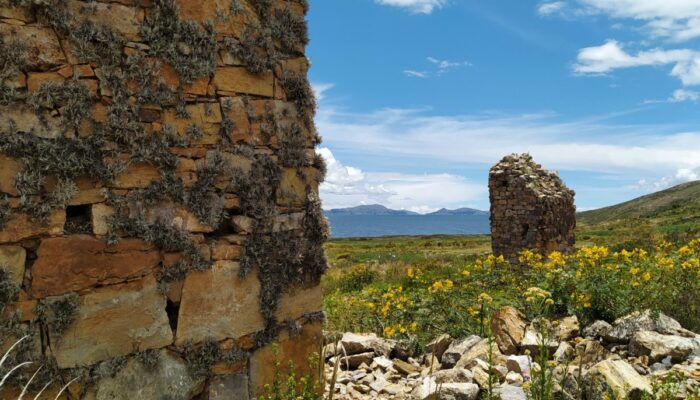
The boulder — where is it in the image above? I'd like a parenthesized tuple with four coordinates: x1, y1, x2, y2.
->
(520, 324, 559, 356)
(583, 320, 612, 339)
(95, 350, 203, 400)
(498, 384, 526, 400)
(585, 359, 651, 400)
(605, 310, 688, 343)
(553, 341, 574, 362)
(455, 338, 505, 369)
(426, 334, 453, 362)
(340, 332, 395, 357)
(505, 355, 531, 376)
(432, 368, 474, 384)
(575, 339, 609, 366)
(441, 335, 482, 368)
(629, 331, 696, 362)
(554, 315, 580, 341)
(491, 307, 528, 355)
(435, 383, 480, 400)
(340, 352, 374, 370)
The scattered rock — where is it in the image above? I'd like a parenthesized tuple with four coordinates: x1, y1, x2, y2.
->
(442, 335, 482, 368)
(341, 332, 395, 357)
(491, 307, 528, 355)
(583, 320, 613, 339)
(554, 315, 580, 341)
(426, 334, 453, 361)
(498, 384, 527, 400)
(629, 330, 696, 362)
(586, 359, 652, 400)
(606, 310, 688, 343)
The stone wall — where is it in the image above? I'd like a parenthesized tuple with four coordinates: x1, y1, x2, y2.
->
(489, 154, 575, 262)
(0, 0, 326, 398)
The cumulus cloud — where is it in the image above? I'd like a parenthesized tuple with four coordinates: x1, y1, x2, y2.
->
(374, 0, 447, 14)
(538, 1, 567, 16)
(637, 168, 699, 190)
(645, 89, 700, 103)
(317, 148, 485, 212)
(577, 0, 700, 41)
(573, 40, 700, 85)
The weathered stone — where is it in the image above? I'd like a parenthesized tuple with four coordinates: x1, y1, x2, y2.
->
(433, 368, 474, 384)
(498, 384, 527, 400)
(489, 153, 576, 260)
(629, 331, 696, 362)
(27, 71, 63, 92)
(434, 382, 480, 400)
(213, 67, 274, 97)
(554, 315, 580, 341)
(52, 276, 173, 368)
(31, 235, 160, 297)
(0, 24, 66, 67)
(553, 341, 574, 362)
(219, 97, 251, 143)
(606, 310, 688, 343)
(0, 103, 60, 138)
(211, 241, 241, 260)
(276, 284, 322, 322)
(455, 338, 505, 369)
(506, 355, 532, 375)
(0, 245, 25, 286)
(426, 334, 453, 362)
(208, 373, 249, 400)
(340, 332, 396, 357)
(176, 261, 264, 345)
(162, 103, 222, 145)
(278, 168, 317, 207)
(442, 335, 482, 368)
(96, 349, 203, 400)
(250, 321, 323, 396)
(0, 210, 65, 243)
(491, 306, 528, 355)
(520, 325, 559, 356)
(0, 155, 22, 196)
(91, 203, 114, 236)
(67, 0, 143, 41)
(575, 339, 608, 366)
(583, 320, 612, 339)
(585, 359, 651, 400)
(393, 359, 418, 375)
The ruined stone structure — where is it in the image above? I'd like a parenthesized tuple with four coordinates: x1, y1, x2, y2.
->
(489, 154, 576, 262)
(0, 0, 326, 397)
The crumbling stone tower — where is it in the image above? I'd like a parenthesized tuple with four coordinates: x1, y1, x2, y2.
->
(489, 154, 576, 261)
(0, 0, 326, 398)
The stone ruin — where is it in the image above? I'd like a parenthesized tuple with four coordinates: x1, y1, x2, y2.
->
(0, 0, 326, 398)
(489, 154, 576, 262)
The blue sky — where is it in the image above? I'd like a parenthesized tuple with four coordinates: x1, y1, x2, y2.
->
(306, 0, 700, 212)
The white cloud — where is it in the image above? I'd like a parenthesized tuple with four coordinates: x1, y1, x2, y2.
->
(375, 0, 446, 14)
(311, 83, 334, 102)
(669, 89, 700, 102)
(317, 147, 485, 212)
(637, 167, 699, 190)
(404, 70, 428, 78)
(404, 57, 470, 78)
(644, 88, 700, 103)
(538, 2, 567, 16)
(573, 40, 700, 85)
(427, 57, 472, 72)
(576, 0, 700, 41)
(317, 106, 700, 176)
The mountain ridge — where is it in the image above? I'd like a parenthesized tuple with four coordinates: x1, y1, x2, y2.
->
(325, 204, 488, 216)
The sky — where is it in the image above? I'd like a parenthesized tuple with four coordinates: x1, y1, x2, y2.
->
(306, 0, 700, 213)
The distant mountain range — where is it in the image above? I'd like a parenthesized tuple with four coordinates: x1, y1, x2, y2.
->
(325, 204, 488, 216)
(324, 205, 491, 238)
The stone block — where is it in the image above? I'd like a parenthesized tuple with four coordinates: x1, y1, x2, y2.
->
(0, 24, 66, 67)
(276, 284, 322, 322)
(175, 261, 264, 345)
(31, 235, 160, 297)
(212, 67, 274, 97)
(0, 245, 26, 286)
(249, 321, 323, 397)
(52, 276, 173, 368)
(67, 0, 144, 41)
(0, 210, 65, 243)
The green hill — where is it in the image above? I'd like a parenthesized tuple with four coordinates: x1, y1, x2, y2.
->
(577, 180, 700, 248)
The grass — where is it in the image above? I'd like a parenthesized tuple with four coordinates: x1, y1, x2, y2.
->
(322, 235, 700, 346)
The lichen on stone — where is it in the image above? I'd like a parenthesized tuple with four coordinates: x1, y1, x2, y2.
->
(0, 267, 20, 314)
(36, 292, 79, 335)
